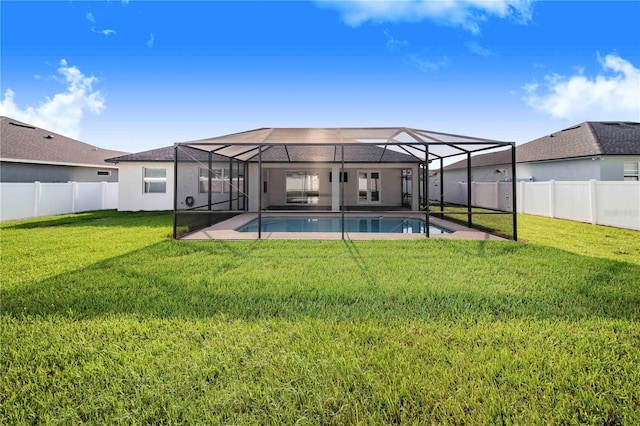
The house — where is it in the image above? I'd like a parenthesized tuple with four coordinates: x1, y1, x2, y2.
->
(0, 116, 126, 183)
(107, 146, 234, 211)
(436, 121, 640, 184)
(109, 127, 512, 213)
(424, 122, 640, 228)
(107, 140, 425, 212)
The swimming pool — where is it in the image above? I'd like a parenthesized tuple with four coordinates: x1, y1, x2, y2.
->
(236, 216, 451, 234)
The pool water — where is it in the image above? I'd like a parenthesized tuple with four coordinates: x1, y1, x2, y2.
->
(236, 216, 451, 234)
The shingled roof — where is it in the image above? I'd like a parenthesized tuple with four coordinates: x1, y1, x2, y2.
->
(1, 116, 127, 167)
(108, 143, 421, 164)
(518, 121, 640, 162)
(106, 146, 234, 163)
(445, 121, 640, 170)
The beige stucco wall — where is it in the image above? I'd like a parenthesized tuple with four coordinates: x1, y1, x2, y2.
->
(248, 162, 418, 211)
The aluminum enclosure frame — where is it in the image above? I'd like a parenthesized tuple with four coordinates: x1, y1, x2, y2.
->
(173, 127, 517, 240)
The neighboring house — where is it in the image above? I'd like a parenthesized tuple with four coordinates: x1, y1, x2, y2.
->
(436, 121, 640, 184)
(110, 127, 510, 212)
(0, 116, 126, 183)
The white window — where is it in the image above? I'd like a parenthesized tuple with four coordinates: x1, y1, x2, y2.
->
(143, 168, 166, 193)
(623, 162, 639, 181)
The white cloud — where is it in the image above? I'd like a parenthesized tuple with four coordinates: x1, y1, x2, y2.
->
(467, 41, 495, 57)
(522, 54, 640, 121)
(383, 29, 407, 50)
(316, 0, 534, 34)
(0, 59, 106, 138)
(93, 28, 117, 36)
(407, 54, 451, 72)
(86, 11, 116, 36)
(147, 33, 155, 49)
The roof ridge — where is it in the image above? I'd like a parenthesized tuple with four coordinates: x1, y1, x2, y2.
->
(583, 122, 605, 155)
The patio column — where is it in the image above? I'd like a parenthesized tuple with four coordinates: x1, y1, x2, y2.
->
(331, 165, 341, 212)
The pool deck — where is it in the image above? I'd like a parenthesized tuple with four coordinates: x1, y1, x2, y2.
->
(180, 212, 505, 241)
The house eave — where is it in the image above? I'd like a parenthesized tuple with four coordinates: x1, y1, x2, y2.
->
(0, 157, 119, 169)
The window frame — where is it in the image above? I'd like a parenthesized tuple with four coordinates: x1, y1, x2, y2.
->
(623, 161, 639, 181)
(143, 167, 167, 194)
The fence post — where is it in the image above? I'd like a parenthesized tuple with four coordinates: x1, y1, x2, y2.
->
(33, 181, 41, 217)
(589, 179, 597, 225)
(101, 181, 108, 210)
(71, 182, 77, 213)
(549, 180, 556, 218)
(518, 181, 524, 213)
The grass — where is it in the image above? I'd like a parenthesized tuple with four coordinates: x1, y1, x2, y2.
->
(429, 204, 516, 239)
(1, 210, 639, 424)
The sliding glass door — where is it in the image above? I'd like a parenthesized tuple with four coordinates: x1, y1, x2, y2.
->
(286, 171, 319, 204)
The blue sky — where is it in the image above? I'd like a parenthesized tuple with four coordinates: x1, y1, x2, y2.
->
(1, 1, 639, 152)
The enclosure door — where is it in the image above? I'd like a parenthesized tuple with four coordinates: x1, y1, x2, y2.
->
(357, 171, 381, 204)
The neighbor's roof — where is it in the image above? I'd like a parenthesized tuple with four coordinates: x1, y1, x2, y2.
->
(444, 121, 640, 170)
(0, 116, 127, 167)
(177, 127, 510, 162)
(518, 121, 640, 162)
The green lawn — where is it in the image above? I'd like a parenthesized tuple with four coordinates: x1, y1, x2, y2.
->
(1, 211, 639, 424)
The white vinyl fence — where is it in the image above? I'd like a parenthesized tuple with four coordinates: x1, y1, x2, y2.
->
(432, 180, 639, 230)
(517, 180, 639, 230)
(0, 181, 118, 222)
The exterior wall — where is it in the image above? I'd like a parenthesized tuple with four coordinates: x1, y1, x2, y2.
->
(435, 165, 508, 185)
(517, 158, 601, 181)
(600, 155, 640, 181)
(248, 163, 417, 212)
(518, 156, 640, 181)
(117, 162, 174, 211)
(433, 155, 640, 196)
(119, 160, 420, 212)
(175, 162, 238, 210)
(0, 161, 119, 183)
